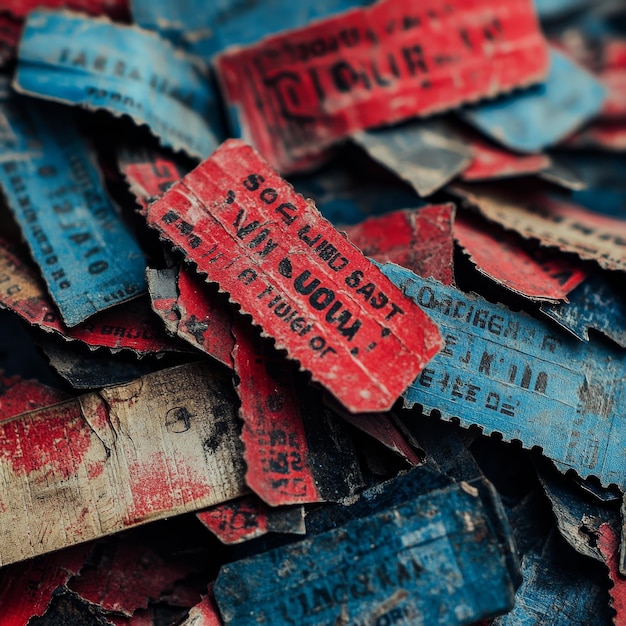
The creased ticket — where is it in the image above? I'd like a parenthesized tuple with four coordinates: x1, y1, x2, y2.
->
(379, 263, 626, 489)
(453, 184, 626, 273)
(146, 139, 441, 413)
(0, 236, 179, 354)
(14, 10, 222, 159)
(0, 83, 146, 327)
(215, 0, 549, 170)
(0, 362, 246, 565)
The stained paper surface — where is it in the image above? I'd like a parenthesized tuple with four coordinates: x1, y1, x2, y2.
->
(215, 0, 549, 170)
(146, 140, 441, 413)
(380, 263, 626, 489)
(0, 83, 146, 326)
(15, 11, 221, 159)
(0, 363, 246, 565)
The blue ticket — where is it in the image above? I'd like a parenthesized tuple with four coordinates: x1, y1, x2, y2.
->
(132, 0, 372, 60)
(14, 10, 221, 159)
(460, 49, 606, 153)
(378, 263, 626, 490)
(215, 480, 518, 625)
(534, 0, 591, 20)
(0, 81, 146, 327)
(351, 118, 472, 197)
(541, 273, 626, 349)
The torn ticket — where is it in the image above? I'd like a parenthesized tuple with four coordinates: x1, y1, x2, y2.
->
(146, 139, 441, 413)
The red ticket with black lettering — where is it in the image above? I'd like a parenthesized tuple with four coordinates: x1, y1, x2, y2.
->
(215, 0, 549, 170)
(146, 139, 441, 413)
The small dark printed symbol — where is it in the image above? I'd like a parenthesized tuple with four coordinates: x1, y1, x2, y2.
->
(165, 406, 192, 433)
(226, 190, 236, 203)
(278, 257, 293, 278)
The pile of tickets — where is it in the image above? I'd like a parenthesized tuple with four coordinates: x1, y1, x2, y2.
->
(0, 0, 624, 623)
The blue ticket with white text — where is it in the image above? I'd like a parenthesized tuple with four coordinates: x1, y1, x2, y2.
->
(14, 10, 221, 159)
(0, 80, 146, 327)
(378, 262, 626, 490)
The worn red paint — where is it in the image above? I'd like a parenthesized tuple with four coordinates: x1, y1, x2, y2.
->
(146, 140, 441, 413)
(181, 585, 223, 626)
(0, 544, 89, 625)
(233, 320, 320, 505)
(565, 120, 626, 151)
(0, 401, 91, 479)
(597, 524, 626, 625)
(460, 127, 550, 181)
(454, 212, 588, 302)
(197, 495, 269, 544)
(344, 205, 455, 285)
(0, 372, 69, 421)
(124, 453, 213, 525)
(68, 537, 190, 616)
(215, 0, 548, 170)
(0, 235, 178, 354)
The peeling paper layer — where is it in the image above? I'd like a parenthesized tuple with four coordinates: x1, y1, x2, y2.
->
(0, 236, 179, 355)
(454, 212, 588, 303)
(0, 82, 146, 327)
(15, 10, 221, 159)
(215, 0, 549, 171)
(0, 362, 246, 565)
(453, 185, 626, 273)
(380, 263, 626, 489)
(344, 205, 455, 285)
(146, 139, 441, 413)
(197, 495, 305, 545)
(0, 371, 70, 421)
(351, 120, 471, 197)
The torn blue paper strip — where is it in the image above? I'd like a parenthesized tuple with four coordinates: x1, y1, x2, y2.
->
(131, 0, 372, 61)
(351, 118, 472, 197)
(460, 49, 606, 153)
(540, 273, 626, 349)
(378, 263, 626, 490)
(214, 480, 519, 625)
(0, 82, 146, 327)
(14, 10, 221, 159)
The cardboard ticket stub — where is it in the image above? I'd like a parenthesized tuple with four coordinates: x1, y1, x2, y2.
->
(0, 545, 89, 626)
(0, 236, 179, 354)
(379, 263, 626, 489)
(197, 495, 306, 545)
(117, 146, 190, 211)
(461, 49, 606, 153)
(233, 319, 363, 505)
(0, 86, 146, 327)
(565, 120, 626, 152)
(146, 139, 441, 413)
(0, 372, 70, 421)
(454, 212, 588, 303)
(214, 481, 519, 625)
(351, 119, 471, 197)
(459, 127, 551, 182)
(344, 204, 455, 285)
(179, 585, 223, 626)
(453, 184, 626, 273)
(0, 362, 246, 565)
(15, 10, 222, 160)
(540, 273, 626, 348)
(215, 0, 549, 171)
(146, 266, 235, 367)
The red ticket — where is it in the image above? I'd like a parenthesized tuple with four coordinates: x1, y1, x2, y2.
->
(454, 212, 588, 302)
(0, 13, 21, 69)
(4, 0, 128, 20)
(343, 204, 455, 285)
(146, 140, 441, 413)
(0, 236, 178, 355)
(215, 0, 549, 170)
(232, 319, 362, 505)
(0, 372, 70, 421)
